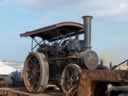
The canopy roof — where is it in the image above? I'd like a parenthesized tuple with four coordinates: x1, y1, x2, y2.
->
(20, 22, 84, 41)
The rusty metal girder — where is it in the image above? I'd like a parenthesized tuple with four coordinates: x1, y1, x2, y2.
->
(80, 70, 128, 82)
(78, 70, 128, 96)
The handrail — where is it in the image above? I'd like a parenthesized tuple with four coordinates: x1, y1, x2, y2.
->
(112, 59, 128, 70)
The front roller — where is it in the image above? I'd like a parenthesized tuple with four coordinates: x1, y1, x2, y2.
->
(23, 52, 49, 92)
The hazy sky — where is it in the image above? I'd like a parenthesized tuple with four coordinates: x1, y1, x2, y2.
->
(0, 0, 128, 65)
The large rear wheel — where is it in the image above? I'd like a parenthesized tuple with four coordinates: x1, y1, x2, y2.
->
(23, 52, 49, 92)
(61, 64, 81, 95)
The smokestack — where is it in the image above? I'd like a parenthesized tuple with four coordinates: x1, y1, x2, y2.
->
(82, 16, 93, 49)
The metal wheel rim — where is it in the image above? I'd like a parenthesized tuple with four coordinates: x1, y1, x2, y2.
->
(23, 52, 49, 92)
(61, 64, 81, 95)
(23, 55, 41, 92)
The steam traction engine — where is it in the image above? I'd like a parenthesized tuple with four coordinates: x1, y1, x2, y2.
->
(20, 16, 99, 94)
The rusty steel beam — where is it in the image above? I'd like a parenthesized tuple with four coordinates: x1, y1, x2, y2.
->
(78, 80, 96, 96)
(80, 70, 128, 82)
(78, 70, 128, 96)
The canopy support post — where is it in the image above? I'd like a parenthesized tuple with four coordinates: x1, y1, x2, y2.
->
(31, 37, 34, 51)
(30, 37, 44, 51)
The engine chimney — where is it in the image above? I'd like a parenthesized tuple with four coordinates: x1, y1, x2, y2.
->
(82, 16, 93, 49)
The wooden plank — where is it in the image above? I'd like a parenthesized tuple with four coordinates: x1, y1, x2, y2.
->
(0, 88, 65, 96)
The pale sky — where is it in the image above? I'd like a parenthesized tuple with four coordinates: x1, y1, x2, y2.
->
(0, 0, 128, 65)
